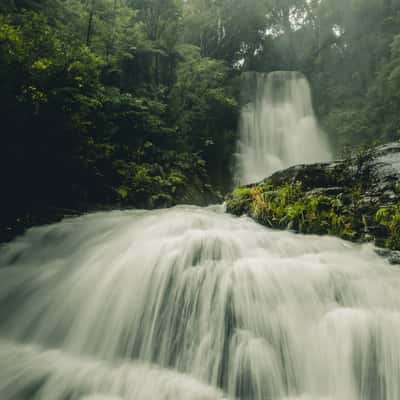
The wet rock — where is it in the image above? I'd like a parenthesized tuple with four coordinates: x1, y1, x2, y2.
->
(374, 248, 400, 265)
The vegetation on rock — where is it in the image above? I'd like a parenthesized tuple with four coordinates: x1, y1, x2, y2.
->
(376, 205, 400, 250)
(227, 143, 400, 250)
(227, 181, 359, 241)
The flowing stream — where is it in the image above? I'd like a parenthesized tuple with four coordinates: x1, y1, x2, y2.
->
(1, 206, 400, 400)
(236, 71, 332, 185)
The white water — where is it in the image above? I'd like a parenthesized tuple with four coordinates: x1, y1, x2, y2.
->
(236, 71, 332, 184)
(1, 206, 400, 400)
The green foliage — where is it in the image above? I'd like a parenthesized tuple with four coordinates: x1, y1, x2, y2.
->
(319, 25, 400, 149)
(362, 34, 400, 143)
(0, 6, 229, 224)
(376, 205, 400, 250)
(170, 44, 238, 188)
(227, 187, 253, 215)
(183, 0, 268, 65)
(228, 181, 358, 240)
(129, 0, 182, 49)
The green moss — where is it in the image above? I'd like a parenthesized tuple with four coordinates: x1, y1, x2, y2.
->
(231, 187, 254, 197)
(226, 187, 253, 215)
(227, 181, 358, 241)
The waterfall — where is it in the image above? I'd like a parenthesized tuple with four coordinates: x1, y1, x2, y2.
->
(236, 71, 332, 185)
(1, 206, 400, 400)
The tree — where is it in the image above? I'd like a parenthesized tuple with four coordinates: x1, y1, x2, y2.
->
(169, 44, 238, 187)
(128, 0, 182, 49)
(183, 0, 269, 66)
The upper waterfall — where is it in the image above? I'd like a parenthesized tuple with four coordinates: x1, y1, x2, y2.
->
(236, 71, 332, 185)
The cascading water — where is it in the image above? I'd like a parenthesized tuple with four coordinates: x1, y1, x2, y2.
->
(1, 206, 400, 400)
(236, 71, 332, 185)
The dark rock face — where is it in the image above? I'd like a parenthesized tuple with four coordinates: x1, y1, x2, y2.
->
(226, 142, 400, 252)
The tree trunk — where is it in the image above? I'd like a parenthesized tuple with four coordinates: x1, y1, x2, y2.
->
(86, 0, 96, 47)
(106, 0, 118, 57)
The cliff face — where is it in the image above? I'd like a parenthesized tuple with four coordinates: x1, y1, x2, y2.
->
(226, 142, 400, 256)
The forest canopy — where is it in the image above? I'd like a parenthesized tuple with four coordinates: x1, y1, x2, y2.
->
(1, 0, 400, 231)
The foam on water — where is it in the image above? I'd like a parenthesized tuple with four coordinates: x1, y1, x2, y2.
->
(0, 206, 399, 399)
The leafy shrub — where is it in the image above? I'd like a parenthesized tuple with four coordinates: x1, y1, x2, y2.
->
(376, 205, 400, 250)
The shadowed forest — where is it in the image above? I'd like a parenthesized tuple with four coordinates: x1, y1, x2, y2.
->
(1, 0, 400, 235)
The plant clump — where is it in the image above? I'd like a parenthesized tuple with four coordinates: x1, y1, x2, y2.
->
(376, 205, 400, 250)
(227, 180, 361, 241)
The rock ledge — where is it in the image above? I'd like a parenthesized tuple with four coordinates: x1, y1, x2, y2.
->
(226, 142, 400, 252)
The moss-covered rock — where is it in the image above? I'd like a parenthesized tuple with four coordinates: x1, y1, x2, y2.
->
(226, 142, 400, 250)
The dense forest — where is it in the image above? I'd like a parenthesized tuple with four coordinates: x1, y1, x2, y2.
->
(1, 0, 400, 238)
